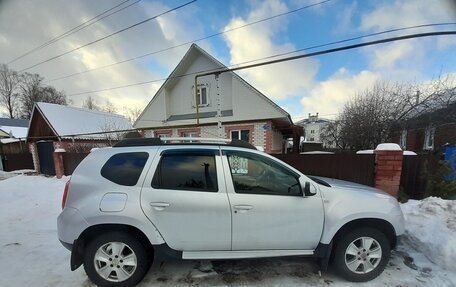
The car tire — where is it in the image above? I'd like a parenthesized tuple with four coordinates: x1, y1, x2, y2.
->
(83, 232, 152, 287)
(333, 228, 390, 282)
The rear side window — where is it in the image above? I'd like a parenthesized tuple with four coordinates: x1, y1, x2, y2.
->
(101, 152, 149, 186)
(152, 151, 218, 192)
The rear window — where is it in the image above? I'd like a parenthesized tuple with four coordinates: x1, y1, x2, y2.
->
(101, 152, 149, 186)
(152, 151, 218, 192)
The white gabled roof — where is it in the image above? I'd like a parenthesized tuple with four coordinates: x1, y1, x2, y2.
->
(33, 102, 132, 139)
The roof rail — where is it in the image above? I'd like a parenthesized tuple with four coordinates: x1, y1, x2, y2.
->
(161, 137, 230, 143)
(113, 137, 257, 150)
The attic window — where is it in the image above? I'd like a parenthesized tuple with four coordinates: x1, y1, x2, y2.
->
(192, 84, 209, 107)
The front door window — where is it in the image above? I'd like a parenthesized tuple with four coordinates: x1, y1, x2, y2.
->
(225, 151, 301, 196)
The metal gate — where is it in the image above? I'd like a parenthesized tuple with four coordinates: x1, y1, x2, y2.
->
(37, 141, 55, 175)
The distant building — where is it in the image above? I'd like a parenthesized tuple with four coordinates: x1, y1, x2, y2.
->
(0, 118, 29, 139)
(0, 117, 29, 155)
(391, 103, 456, 153)
(296, 113, 334, 148)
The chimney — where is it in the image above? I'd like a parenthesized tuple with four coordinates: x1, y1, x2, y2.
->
(316, 112, 319, 119)
(415, 90, 420, 105)
(308, 113, 311, 119)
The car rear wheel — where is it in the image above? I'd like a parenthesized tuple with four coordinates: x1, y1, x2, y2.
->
(83, 232, 152, 287)
(333, 228, 390, 282)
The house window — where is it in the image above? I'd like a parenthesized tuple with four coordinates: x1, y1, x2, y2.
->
(193, 84, 209, 107)
(309, 137, 315, 141)
(231, 130, 250, 142)
(424, 126, 435, 150)
(400, 129, 407, 149)
(310, 130, 315, 134)
(182, 132, 198, 138)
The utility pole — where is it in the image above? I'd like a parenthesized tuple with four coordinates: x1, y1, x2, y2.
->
(215, 73, 223, 138)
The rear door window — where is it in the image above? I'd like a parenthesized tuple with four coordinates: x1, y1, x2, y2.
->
(152, 150, 218, 192)
(101, 152, 149, 186)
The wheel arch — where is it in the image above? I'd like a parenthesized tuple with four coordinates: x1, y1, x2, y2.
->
(70, 224, 154, 271)
(330, 218, 397, 250)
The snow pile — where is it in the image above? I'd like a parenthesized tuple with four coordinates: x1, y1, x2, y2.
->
(375, 143, 402, 151)
(401, 197, 456, 271)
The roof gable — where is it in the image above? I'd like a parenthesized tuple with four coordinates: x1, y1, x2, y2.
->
(135, 44, 291, 128)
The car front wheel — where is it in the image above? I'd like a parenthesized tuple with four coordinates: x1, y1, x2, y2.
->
(333, 228, 390, 282)
(83, 232, 152, 287)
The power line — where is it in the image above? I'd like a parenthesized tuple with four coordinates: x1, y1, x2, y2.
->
(8, 0, 141, 65)
(47, 21, 456, 83)
(18, 0, 197, 72)
(66, 31, 456, 97)
(46, 0, 333, 83)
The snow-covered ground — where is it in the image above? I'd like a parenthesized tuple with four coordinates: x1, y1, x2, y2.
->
(0, 174, 455, 287)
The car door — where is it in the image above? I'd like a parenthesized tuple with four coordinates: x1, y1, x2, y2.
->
(222, 149, 324, 251)
(141, 147, 231, 251)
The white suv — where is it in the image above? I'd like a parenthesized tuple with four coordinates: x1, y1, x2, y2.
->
(57, 137, 405, 287)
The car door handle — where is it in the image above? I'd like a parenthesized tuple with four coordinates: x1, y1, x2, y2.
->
(150, 202, 170, 211)
(233, 204, 253, 213)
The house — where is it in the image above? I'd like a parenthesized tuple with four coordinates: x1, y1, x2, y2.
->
(0, 117, 29, 139)
(392, 103, 456, 153)
(0, 118, 30, 171)
(296, 113, 334, 149)
(134, 44, 303, 153)
(0, 117, 29, 154)
(27, 102, 132, 175)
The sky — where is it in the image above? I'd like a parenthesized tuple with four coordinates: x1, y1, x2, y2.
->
(0, 0, 455, 122)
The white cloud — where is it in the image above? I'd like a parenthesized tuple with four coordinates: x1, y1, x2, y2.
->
(300, 68, 379, 116)
(0, 0, 203, 117)
(299, 0, 456, 118)
(222, 0, 319, 100)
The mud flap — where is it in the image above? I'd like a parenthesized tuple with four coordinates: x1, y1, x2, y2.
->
(314, 241, 333, 272)
(70, 239, 84, 271)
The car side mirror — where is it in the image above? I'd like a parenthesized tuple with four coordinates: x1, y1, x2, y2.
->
(304, 182, 316, 196)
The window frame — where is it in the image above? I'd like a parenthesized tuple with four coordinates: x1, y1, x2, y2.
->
(423, 126, 435, 151)
(223, 150, 302, 197)
(152, 149, 219, 193)
(192, 84, 210, 107)
(230, 129, 250, 142)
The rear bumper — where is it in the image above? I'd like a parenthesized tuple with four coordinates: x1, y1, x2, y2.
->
(59, 240, 73, 251)
(57, 207, 89, 244)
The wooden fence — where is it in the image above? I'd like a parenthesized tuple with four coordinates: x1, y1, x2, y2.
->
(272, 154, 376, 186)
(52, 151, 440, 200)
(400, 154, 439, 199)
(1, 153, 34, 171)
(63, 153, 89, 176)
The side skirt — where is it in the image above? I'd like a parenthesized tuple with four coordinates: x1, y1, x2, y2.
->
(182, 249, 314, 260)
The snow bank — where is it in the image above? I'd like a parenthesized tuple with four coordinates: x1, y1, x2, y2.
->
(401, 197, 456, 271)
(375, 143, 402, 151)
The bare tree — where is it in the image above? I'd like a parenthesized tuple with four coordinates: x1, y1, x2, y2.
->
(0, 64, 20, 118)
(82, 95, 99, 110)
(333, 76, 456, 150)
(101, 99, 117, 114)
(123, 107, 142, 124)
(18, 72, 67, 119)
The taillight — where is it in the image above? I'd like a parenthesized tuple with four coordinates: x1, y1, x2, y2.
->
(62, 180, 70, 210)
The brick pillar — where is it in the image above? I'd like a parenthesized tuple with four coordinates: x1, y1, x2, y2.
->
(374, 143, 403, 197)
(29, 142, 40, 173)
(53, 149, 66, 179)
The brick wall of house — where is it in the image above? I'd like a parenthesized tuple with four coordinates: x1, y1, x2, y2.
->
(145, 120, 283, 153)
